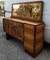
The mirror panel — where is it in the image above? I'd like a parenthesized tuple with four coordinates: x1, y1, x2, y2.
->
(12, 1, 43, 22)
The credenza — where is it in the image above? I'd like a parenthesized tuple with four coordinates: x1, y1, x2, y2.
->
(3, 17, 44, 57)
(3, 1, 45, 57)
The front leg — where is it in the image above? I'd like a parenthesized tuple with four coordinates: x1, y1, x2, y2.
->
(6, 33, 12, 40)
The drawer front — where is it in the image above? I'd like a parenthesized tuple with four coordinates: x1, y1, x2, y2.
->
(3, 19, 9, 32)
(24, 24, 34, 53)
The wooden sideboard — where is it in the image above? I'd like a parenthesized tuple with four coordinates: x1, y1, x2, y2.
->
(3, 1, 44, 57)
(3, 17, 44, 57)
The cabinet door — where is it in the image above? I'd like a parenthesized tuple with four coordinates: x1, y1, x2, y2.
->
(35, 24, 44, 54)
(24, 24, 34, 53)
(9, 21, 17, 38)
(9, 21, 23, 42)
(16, 22, 23, 42)
(3, 19, 9, 33)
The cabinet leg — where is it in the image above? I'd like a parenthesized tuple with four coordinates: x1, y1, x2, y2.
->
(6, 33, 12, 40)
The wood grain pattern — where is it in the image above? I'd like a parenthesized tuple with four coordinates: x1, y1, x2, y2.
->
(24, 24, 44, 56)
(16, 23, 23, 41)
(9, 24, 17, 38)
(9, 20, 24, 41)
(35, 24, 44, 54)
(24, 24, 34, 53)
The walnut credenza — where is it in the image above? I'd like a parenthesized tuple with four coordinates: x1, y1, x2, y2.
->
(3, 17, 44, 57)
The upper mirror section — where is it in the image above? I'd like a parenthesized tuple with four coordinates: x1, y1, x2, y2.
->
(12, 1, 43, 22)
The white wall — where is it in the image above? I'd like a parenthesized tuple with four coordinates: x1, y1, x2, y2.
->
(42, 0, 50, 43)
(4, 0, 50, 43)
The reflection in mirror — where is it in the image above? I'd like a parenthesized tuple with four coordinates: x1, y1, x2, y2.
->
(13, 4, 20, 16)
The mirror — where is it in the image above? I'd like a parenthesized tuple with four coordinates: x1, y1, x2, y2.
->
(12, 1, 43, 22)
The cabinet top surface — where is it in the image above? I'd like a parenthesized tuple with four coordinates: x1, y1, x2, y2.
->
(3, 17, 43, 26)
